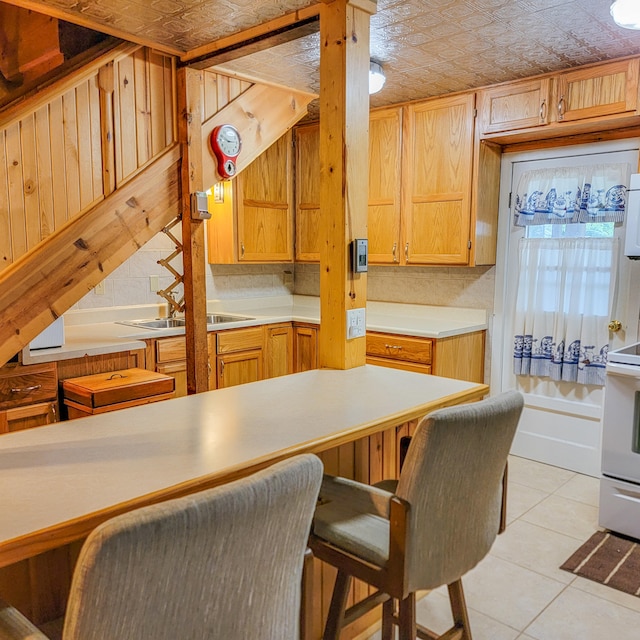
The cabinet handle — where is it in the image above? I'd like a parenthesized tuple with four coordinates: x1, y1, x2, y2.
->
(392, 243, 397, 262)
(11, 384, 41, 393)
(539, 99, 547, 121)
(240, 242, 245, 258)
(385, 344, 403, 351)
(404, 243, 409, 262)
(557, 95, 565, 121)
(50, 403, 57, 422)
(219, 360, 225, 376)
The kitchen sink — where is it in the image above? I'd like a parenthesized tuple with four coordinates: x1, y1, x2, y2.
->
(117, 318, 186, 329)
(118, 314, 253, 330)
(206, 314, 254, 324)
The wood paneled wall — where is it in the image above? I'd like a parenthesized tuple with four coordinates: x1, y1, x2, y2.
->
(113, 48, 176, 183)
(0, 45, 176, 273)
(201, 70, 252, 123)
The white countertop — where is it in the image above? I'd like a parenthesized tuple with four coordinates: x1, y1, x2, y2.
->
(0, 365, 488, 566)
(22, 295, 487, 365)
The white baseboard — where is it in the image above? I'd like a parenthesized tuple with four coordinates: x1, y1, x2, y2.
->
(510, 404, 602, 477)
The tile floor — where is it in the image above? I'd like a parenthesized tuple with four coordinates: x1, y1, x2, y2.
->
(365, 455, 640, 640)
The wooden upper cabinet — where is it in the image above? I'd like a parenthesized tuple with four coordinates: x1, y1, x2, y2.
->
(478, 78, 550, 134)
(368, 107, 402, 264)
(402, 93, 475, 265)
(478, 57, 640, 141)
(236, 131, 293, 262)
(294, 124, 321, 262)
(208, 132, 293, 263)
(554, 58, 639, 123)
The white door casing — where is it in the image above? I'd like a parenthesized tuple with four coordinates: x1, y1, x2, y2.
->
(492, 139, 640, 476)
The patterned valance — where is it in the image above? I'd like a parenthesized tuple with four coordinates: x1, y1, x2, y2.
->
(514, 163, 628, 226)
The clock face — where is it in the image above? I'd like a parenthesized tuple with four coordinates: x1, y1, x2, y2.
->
(216, 125, 241, 157)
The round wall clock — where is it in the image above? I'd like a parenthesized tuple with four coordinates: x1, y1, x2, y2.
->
(210, 124, 242, 179)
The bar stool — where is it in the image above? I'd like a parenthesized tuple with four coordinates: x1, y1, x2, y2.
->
(310, 391, 524, 640)
(0, 454, 323, 640)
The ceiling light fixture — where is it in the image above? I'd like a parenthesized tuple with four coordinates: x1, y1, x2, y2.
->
(610, 0, 640, 29)
(369, 61, 386, 94)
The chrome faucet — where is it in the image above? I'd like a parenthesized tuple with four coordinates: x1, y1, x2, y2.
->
(167, 291, 178, 318)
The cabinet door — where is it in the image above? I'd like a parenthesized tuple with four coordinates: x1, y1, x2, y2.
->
(293, 325, 318, 373)
(295, 124, 321, 262)
(402, 94, 475, 265)
(368, 107, 402, 264)
(236, 131, 293, 261)
(555, 59, 639, 123)
(0, 401, 58, 434)
(478, 78, 550, 134)
(217, 351, 263, 388)
(265, 323, 293, 379)
(156, 361, 187, 397)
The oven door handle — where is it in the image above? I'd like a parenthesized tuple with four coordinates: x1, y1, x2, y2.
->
(606, 362, 640, 378)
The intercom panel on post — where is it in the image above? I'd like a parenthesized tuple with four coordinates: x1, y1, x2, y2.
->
(351, 239, 368, 273)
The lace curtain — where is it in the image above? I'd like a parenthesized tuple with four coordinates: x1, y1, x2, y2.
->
(513, 163, 628, 226)
(512, 237, 619, 386)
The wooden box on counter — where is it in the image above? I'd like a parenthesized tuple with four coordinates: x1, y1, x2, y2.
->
(62, 368, 175, 418)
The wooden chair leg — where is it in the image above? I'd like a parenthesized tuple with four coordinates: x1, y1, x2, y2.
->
(397, 593, 416, 640)
(323, 570, 352, 640)
(381, 597, 394, 640)
(447, 580, 472, 640)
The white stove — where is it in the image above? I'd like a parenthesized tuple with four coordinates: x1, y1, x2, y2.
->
(600, 342, 640, 540)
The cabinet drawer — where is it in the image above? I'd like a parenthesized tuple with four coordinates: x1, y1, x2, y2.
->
(0, 362, 57, 410)
(366, 332, 432, 365)
(366, 356, 432, 375)
(217, 327, 264, 354)
(156, 337, 186, 363)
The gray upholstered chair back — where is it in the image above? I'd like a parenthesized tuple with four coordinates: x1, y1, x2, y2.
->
(62, 454, 323, 640)
(395, 390, 523, 593)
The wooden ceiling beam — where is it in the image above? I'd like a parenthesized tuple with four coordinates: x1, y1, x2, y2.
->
(182, 8, 320, 69)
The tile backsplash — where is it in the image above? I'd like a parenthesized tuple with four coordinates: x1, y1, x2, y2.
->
(294, 263, 495, 311)
(76, 236, 494, 312)
(73, 231, 294, 311)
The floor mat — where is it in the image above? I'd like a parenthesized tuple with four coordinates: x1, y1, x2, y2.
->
(561, 530, 640, 597)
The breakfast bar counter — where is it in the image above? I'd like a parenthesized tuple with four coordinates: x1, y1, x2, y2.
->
(0, 365, 487, 634)
(0, 365, 486, 568)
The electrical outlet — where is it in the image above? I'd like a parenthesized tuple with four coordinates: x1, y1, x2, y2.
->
(94, 281, 105, 295)
(150, 275, 159, 292)
(346, 308, 366, 340)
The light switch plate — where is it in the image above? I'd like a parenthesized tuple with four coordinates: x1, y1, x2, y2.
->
(346, 308, 366, 340)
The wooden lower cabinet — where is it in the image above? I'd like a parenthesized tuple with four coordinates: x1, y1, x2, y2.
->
(265, 323, 293, 378)
(366, 330, 485, 383)
(217, 350, 263, 388)
(0, 400, 58, 433)
(293, 324, 318, 372)
(147, 337, 187, 397)
(215, 326, 264, 389)
(0, 361, 59, 433)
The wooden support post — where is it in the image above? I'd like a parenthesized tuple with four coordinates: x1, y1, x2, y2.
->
(177, 67, 209, 395)
(318, 0, 375, 370)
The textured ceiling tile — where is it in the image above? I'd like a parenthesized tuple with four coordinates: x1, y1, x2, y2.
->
(18, 0, 640, 116)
